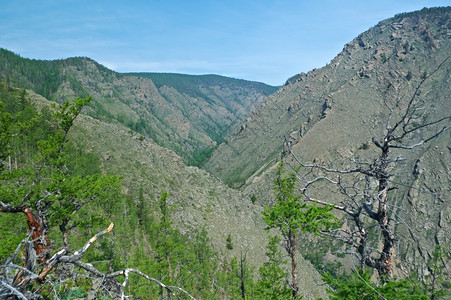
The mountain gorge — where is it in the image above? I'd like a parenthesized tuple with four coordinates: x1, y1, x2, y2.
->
(1, 6, 450, 299)
(206, 7, 451, 188)
(207, 6, 451, 280)
(0, 51, 277, 166)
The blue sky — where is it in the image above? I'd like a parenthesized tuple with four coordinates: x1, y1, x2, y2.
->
(1, 0, 449, 85)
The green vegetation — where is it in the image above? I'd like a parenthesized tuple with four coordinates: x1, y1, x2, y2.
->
(226, 233, 234, 250)
(125, 190, 223, 298)
(262, 163, 339, 298)
(0, 87, 218, 298)
(322, 270, 428, 299)
(0, 85, 280, 299)
(321, 244, 449, 300)
(1, 7, 450, 298)
(125, 72, 278, 100)
(0, 87, 122, 297)
(255, 235, 292, 299)
(0, 48, 277, 167)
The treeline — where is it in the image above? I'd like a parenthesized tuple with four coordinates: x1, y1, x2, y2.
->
(1, 82, 449, 298)
(0, 49, 226, 168)
(0, 84, 277, 299)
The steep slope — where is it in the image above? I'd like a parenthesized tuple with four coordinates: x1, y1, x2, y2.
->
(25, 90, 326, 299)
(0, 87, 327, 298)
(206, 7, 451, 187)
(0, 50, 277, 166)
(208, 7, 451, 277)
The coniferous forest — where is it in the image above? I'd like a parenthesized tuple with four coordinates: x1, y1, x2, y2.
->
(1, 6, 450, 300)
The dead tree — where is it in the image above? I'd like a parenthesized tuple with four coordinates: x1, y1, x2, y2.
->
(0, 97, 196, 299)
(0, 222, 196, 299)
(285, 58, 450, 280)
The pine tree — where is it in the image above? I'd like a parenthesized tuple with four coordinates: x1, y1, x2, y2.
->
(256, 235, 292, 299)
(262, 162, 338, 298)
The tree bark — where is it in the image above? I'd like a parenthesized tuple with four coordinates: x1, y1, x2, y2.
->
(375, 145, 395, 279)
(23, 207, 50, 262)
(289, 230, 299, 298)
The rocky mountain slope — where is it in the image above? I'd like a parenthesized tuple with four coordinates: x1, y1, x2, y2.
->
(1, 6, 450, 296)
(207, 7, 451, 277)
(0, 50, 277, 166)
(21, 89, 328, 299)
(205, 7, 451, 188)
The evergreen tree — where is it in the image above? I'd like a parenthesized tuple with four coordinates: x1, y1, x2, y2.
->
(262, 162, 338, 298)
(323, 269, 429, 299)
(0, 94, 123, 298)
(256, 235, 292, 299)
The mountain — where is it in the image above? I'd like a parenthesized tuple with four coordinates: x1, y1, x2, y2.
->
(206, 7, 450, 187)
(207, 7, 451, 277)
(1, 6, 450, 297)
(15, 89, 328, 299)
(0, 50, 277, 166)
(0, 50, 325, 298)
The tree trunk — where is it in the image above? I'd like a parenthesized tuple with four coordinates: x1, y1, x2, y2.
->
(167, 254, 172, 300)
(240, 260, 246, 299)
(12, 206, 50, 289)
(289, 230, 299, 298)
(376, 147, 395, 279)
(23, 207, 50, 262)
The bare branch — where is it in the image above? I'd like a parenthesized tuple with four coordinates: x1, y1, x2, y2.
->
(302, 195, 347, 212)
(353, 268, 387, 300)
(285, 140, 372, 176)
(0, 280, 27, 300)
(0, 201, 25, 213)
(75, 223, 114, 257)
(389, 57, 449, 136)
(390, 126, 448, 149)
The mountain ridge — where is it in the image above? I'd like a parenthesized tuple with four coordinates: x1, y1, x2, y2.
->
(18, 88, 329, 298)
(0, 49, 278, 166)
(208, 6, 451, 279)
(0, 6, 450, 297)
(205, 6, 451, 187)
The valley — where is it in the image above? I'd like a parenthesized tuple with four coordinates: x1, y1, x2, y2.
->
(0, 6, 450, 299)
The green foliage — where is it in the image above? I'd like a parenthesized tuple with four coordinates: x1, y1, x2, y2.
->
(0, 101, 12, 171)
(323, 269, 429, 300)
(0, 214, 27, 261)
(321, 245, 451, 299)
(0, 49, 63, 99)
(262, 162, 339, 298)
(0, 91, 122, 295)
(256, 235, 292, 299)
(191, 146, 217, 168)
(52, 96, 92, 132)
(0, 94, 121, 225)
(125, 72, 278, 99)
(250, 194, 257, 205)
(123, 190, 226, 299)
(262, 163, 339, 236)
(359, 141, 370, 150)
(226, 233, 234, 250)
(218, 255, 256, 299)
(303, 251, 343, 278)
(421, 244, 450, 299)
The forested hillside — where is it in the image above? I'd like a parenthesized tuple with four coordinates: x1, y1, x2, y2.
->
(0, 50, 277, 166)
(0, 83, 327, 298)
(1, 6, 450, 300)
